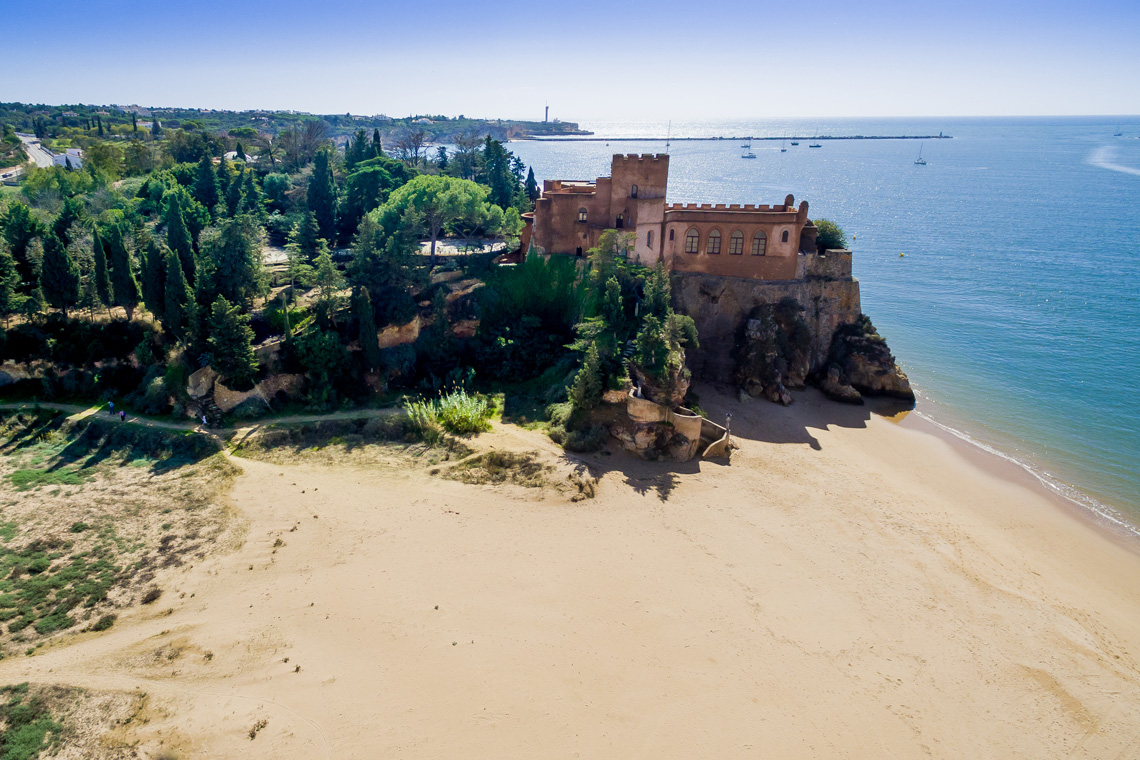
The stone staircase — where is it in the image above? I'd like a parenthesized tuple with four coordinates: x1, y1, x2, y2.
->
(196, 393, 224, 427)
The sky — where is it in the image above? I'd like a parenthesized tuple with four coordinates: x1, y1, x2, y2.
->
(2, 0, 1139, 122)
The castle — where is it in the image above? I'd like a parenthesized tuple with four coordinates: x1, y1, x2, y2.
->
(522, 153, 818, 280)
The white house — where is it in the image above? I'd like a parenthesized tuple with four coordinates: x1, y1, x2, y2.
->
(53, 148, 83, 170)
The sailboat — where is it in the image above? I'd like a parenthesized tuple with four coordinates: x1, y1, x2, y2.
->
(1114, 125, 1124, 137)
(790, 140, 799, 146)
(780, 138, 787, 153)
(808, 142, 822, 148)
(914, 143, 927, 165)
(741, 146, 756, 159)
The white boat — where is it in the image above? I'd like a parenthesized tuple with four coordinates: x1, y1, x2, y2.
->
(808, 143, 821, 148)
(741, 149, 756, 159)
(914, 143, 927, 165)
(780, 138, 787, 152)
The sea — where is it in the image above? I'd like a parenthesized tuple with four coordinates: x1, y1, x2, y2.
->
(506, 117, 1140, 533)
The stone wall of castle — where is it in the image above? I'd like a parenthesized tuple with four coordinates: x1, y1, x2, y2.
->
(672, 250, 861, 383)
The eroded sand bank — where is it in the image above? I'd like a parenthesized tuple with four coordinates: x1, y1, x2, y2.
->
(4, 389, 1139, 759)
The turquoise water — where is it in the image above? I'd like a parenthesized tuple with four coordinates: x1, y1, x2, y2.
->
(507, 117, 1140, 526)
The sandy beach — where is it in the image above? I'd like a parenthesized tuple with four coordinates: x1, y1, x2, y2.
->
(3, 387, 1139, 759)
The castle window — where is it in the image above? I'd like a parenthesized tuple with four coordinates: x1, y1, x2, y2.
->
(685, 228, 700, 254)
(752, 231, 767, 255)
(669, 229, 674, 241)
(707, 229, 721, 255)
(781, 230, 789, 243)
(578, 208, 587, 222)
(647, 230, 654, 249)
(729, 230, 744, 255)
(616, 214, 624, 229)
(631, 184, 638, 198)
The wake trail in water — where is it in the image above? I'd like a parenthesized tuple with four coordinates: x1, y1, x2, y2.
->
(1088, 146, 1140, 176)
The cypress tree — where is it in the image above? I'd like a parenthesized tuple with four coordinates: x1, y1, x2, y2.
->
(353, 286, 381, 371)
(193, 153, 220, 212)
(97, 115, 104, 136)
(140, 238, 166, 318)
(371, 128, 383, 158)
(226, 166, 244, 216)
(52, 196, 85, 247)
(163, 247, 195, 340)
(238, 170, 264, 215)
(152, 119, 162, 138)
(165, 193, 196, 284)
(132, 112, 138, 133)
(216, 152, 231, 198)
(308, 146, 338, 242)
(292, 208, 321, 262)
(207, 296, 257, 385)
(92, 228, 113, 314)
(2, 201, 43, 293)
(235, 141, 246, 161)
(525, 167, 540, 201)
(104, 224, 141, 320)
(568, 341, 603, 411)
(40, 234, 80, 318)
(0, 243, 23, 328)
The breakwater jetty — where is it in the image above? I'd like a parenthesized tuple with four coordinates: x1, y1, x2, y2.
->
(522, 134, 952, 142)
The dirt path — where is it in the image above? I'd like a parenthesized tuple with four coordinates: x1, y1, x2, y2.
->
(0, 401, 404, 437)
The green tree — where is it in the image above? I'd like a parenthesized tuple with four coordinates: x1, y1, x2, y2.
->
(91, 227, 113, 314)
(164, 247, 196, 340)
(52, 196, 85, 247)
(307, 145, 338, 242)
(1, 201, 43, 292)
(40, 233, 80, 317)
(525, 167, 540, 202)
(225, 165, 244, 216)
(235, 141, 246, 162)
(152, 118, 162, 138)
(642, 260, 672, 320)
(290, 207, 321, 263)
(311, 246, 344, 326)
(207, 296, 257, 385)
(193, 152, 219, 212)
(371, 128, 384, 158)
(295, 328, 347, 406)
(197, 215, 265, 309)
(567, 341, 603, 411)
(375, 174, 495, 269)
(140, 238, 166, 318)
(353, 286, 381, 371)
(479, 136, 524, 210)
(814, 218, 847, 252)
(0, 242, 24, 327)
(164, 191, 196, 284)
(103, 223, 141, 320)
(238, 170, 265, 217)
(347, 212, 422, 325)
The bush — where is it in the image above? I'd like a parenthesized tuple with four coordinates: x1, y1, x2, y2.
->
(405, 388, 493, 438)
(814, 218, 848, 252)
(140, 587, 162, 605)
(91, 614, 116, 632)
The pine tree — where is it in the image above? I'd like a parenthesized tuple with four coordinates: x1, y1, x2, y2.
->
(140, 239, 166, 318)
(92, 228, 113, 314)
(207, 296, 257, 385)
(292, 208, 321, 262)
(216, 152, 231, 198)
(152, 119, 162, 138)
(371, 128, 383, 158)
(40, 234, 80, 318)
(568, 341, 603, 411)
(52, 196, 85, 247)
(525, 167, 540, 201)
(164, 193, 196, 284)
(193, 153, 220, 213)
(238, 170, 264, 216)
(103, 224, 141, 320)
(353, 286, 381, 371)
(226, 166, 244, 216)
(308, 146, 338, 242)
(0, 243, 24, 328)
(642, 261, 671, 319)
(235, 141, 246, 161)
(163, 247, 195, 340)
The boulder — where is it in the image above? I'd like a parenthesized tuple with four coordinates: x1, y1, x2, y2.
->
(819, 365, 863, 405)
(824, 315, 915, 403)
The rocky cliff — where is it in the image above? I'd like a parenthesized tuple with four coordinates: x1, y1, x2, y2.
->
(672, 250, 913, 406)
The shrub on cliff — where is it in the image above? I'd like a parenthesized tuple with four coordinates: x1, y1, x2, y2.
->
(814, 219, 848, 252)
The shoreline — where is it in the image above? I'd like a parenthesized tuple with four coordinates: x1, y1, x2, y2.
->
(517, 134, 953, 142)
(895, 401, 1140, 555)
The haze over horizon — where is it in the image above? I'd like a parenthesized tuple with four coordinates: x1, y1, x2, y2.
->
(2, 0, 1139, 121)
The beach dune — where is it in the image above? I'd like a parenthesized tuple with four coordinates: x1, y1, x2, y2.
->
(3, 389, 1139, 759)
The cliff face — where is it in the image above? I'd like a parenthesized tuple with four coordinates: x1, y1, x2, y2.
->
(672, 251, 862, 383)
(672, 250, 913, 406)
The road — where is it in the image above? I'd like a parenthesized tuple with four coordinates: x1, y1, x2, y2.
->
(17, 133, 54, 168)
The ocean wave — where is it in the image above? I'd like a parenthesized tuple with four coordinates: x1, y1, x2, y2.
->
(1087, 146, 1140, 177)
(913, 409, 1140, 541)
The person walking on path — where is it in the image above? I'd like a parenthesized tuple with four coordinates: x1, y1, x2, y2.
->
(119, 410, 126, 422)
(201, 414, 208, 427)
(109, 401, 115, 416)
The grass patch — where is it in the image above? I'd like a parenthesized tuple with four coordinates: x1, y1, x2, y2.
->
(405, 389, 494, 438)
(0, 683, 64, 760)
(445, 450, 551, 488)
(8, 468, 87, 491)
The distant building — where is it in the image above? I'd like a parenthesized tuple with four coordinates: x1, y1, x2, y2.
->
(52, 148, 83, 170)
(526, 154, 816, 281)
(61, 111, 79, 118)
(413, 118, 434, 124)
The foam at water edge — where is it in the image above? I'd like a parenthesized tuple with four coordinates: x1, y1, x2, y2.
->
(913, 408, 1140, 541)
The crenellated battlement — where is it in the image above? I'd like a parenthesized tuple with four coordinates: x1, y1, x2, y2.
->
(617, 153, 668, 161)
(665, 203, 791, 212)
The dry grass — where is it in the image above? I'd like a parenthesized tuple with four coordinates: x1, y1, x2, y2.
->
(0, 681, 145, 760)
(442, 450, 553, 488)
(0, 411, 240, 655)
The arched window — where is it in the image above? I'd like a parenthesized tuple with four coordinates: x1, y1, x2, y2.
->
(685, 228, 700, 254)
(707, 229, 722, 255)
(631, 184, 638, 198)
(781, 229, 789, 243)
(576, 246, 583, 256)
(752, 231, 767, 256)
(728, 230, 744, 255)
(669, 229, 675, 241)
(577, 208, 587, 222)
(616, 214, 624, 229)
(647, 230, 654, 249)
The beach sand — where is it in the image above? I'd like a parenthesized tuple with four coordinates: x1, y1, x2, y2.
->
(3, 387, 1139, 759)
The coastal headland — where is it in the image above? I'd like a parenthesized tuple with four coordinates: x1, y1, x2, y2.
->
(2, 388, 1137, 759)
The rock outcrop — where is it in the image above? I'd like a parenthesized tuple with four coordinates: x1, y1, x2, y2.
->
(821, 315, 914, 404)
(733, 298, 812, 405)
